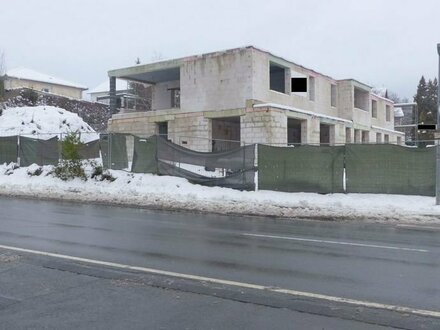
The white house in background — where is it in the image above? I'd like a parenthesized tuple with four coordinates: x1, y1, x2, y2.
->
(3, 67, 87, 99)
(107, 46, 404, 151)
(88, 79, 130, 105)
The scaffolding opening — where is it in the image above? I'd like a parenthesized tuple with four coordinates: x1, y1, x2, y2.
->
(211, 117, 241, 152)
(270, 62, 287, 94)
(288, 118, 304, 145)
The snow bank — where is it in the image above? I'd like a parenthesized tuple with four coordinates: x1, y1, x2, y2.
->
(0, 106, 98, 143)
(0, 163, 439, 224)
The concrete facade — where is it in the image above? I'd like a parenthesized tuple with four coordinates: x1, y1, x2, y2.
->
(108, 46, 404, 151)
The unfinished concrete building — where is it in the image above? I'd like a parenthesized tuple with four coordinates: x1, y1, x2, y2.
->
(107, 46, 404, 151)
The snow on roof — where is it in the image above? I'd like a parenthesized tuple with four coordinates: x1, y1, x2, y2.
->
(394, 107, 404, 117)
(394, 102, 417, 106)
(87, 79, 130, 94)
(5, 67, 87, 90)
(371, 125, 405, 135)
(0, 106, 98, 143)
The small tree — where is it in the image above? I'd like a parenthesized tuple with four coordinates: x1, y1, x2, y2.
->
(62, 132, 81, 160)
(54, 132, 86, 180)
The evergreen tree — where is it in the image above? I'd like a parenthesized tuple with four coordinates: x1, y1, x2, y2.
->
(414, 76, 428, 123)
(414, 76, 438, 144)
(427, 78, 438, 122)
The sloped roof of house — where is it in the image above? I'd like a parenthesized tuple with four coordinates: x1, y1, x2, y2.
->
(5, 67, 87, 90)
(88, 79, 130, 94)
(394, 107, 404, 117)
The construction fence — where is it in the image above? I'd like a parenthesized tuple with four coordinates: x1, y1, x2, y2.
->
(0, 134, 100, 167)
(100, 134, 256, 190)
(258, 144, 435, 196)
(0, 133, 436, 196)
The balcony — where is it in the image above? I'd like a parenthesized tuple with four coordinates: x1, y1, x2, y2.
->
(109, 63, 181, 114)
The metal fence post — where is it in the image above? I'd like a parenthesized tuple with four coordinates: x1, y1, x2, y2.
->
(254, 143, 259, 192)
(17, 134, 20, 167)
(108, 133, 112, 170)
(59, 133, 62, 162)
(436, 43, 440, 205)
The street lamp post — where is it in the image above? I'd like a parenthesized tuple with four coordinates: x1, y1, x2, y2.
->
(436, 43, 440, 205)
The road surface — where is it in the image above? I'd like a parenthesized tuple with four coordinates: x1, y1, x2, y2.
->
(0, 196, 439, 329)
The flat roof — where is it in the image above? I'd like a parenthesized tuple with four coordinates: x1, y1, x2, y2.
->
(108, 46, 377, 88)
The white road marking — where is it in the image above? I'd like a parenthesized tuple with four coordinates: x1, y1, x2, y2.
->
(242, 233, 429, 253)
(0, 243, 439, 318)
(397, 224, 440, 231)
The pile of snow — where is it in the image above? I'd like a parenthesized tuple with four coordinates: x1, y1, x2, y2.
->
(0, 106, 98, 143)
(0, 163, 439, 224)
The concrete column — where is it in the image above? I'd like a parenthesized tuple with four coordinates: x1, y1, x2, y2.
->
(109, 76, 117, 115)
(333, 124, 346, 145)
(329, 125, 336, 146)
(308, 118, 321, 145)
(345, 127, 353, 144)
(301, 120, 308, 145)
(354, 129, 361, 143)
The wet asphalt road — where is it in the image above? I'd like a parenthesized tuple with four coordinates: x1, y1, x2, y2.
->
(0, 196, 440, 328)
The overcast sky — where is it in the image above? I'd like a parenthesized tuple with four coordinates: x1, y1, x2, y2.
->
(0, 0, 439, 99)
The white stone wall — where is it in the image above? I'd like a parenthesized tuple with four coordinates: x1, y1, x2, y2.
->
(371, 96, 394, 130)
(152, 80, 180, 110)
(180, 48, 253, 111)
(108, 110, 211, 152)
(336, 80, 354, 121)
(251, 49, 339, 118)
(109, 47, 404, 149)
(241, 107, 287, 146)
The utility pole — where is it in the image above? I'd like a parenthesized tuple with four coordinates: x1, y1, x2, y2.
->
(436, 43, 440, 204)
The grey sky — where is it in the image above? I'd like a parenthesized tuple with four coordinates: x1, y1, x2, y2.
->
(0, 0, 439, 99)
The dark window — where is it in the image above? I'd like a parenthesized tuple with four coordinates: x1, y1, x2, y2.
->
(362, 131, 369, 143)
(291, 78, 307, 92)
(171, 88, 180, 108)
(331, 84, 337, 106)
(354, 87, 369, 111)
(157, 122, 168, 139)
(288, 119, 303, 145)
(270, 63, 286, 93)
(320, 124, 330, 145)
(371, 100, 377, 118)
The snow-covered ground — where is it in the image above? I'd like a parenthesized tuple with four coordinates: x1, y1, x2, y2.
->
(0, 163, 439, 224)
(0, 106, 98, 143)
(0, 105, 438, 224)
